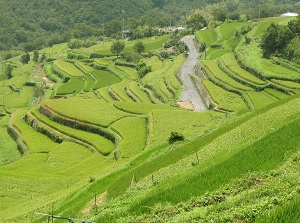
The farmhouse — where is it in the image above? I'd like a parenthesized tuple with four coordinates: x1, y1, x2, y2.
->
(281, 12, 299, 17)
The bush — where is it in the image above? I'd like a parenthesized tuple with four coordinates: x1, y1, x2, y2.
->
(90, 53, 105, 59)
(138, 65, 152, 78)
(121, 50, 141, 63)
(168, 131, 185, 144)
(115, 59, 136, 68)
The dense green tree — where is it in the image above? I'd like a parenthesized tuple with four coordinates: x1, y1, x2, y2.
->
(288, 16, 300, 34)
(20, 53, 30, 64)
(0, 0, 297, 51)
(39, 52, 46, 62)
(261, 22, 294, 57)
(260, 23, 280, 57)
(283, 36, 300, 63)
(186, 11, 207, 29)
(33, 50, 39, 62)
(110, 41, 125, 58)
(133, 41, 145, 54)
(5, 63, 13, 79)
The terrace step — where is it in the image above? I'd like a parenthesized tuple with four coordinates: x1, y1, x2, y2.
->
(25, 111, 99, 154)
(125, 86, 141, 102)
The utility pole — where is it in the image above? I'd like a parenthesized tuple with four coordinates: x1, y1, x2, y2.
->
(121, 10, 125, 40)
(101, 24, 105, 46)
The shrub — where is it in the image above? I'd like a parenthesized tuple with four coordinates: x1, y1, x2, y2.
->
(90, 53, 105, 59)
(168, 131, 185, 144)
(138, 65, 152, 78)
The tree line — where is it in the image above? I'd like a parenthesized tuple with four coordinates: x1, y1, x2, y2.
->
(0, 0, 299, 57)
(261, 16, 300, 63)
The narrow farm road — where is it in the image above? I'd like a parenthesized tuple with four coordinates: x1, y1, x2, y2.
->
(178, 35, 207, 111)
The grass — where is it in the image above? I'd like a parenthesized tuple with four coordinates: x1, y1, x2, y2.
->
(202, 79, 248, 112)
(76, 35, 171, 56)
(271, 79, 300, 89)
(195, 28, 217, 46)
(4, 86, 34, 109)
(235, 19, 300, 81)
(97, 86, 115, 102)
(256, 195, 300, 223)
(76, 61, 94, 73)
(110, 80, 135, 102)
(83, 74, 95, 92)
(115, 65, 139, 80)
(106, 96, 300, 204)
(44, 99, 130, 127)
(128, 105, 300, 215)
(203, 59, 253, 92)
(0, 141, 116, 222)
(92, 70, 121, 90)
(128, 82, 152, 103)
(12, 110, 59, 153)
(56, 77, 85, 95)
(264, 88, 289, 100)
(53, 60, 84, 77)
(216, 22, 248, 44)
(246, 91, 278, 109)
(148, 109, 226, 148)
(30, 107, 115, 155)
(94, 58, 112, 66)
(113, 102, 180, 114)
(221, 53, 266, 85)
(111, 117, 147, 158)
(0, 116, 20, 166)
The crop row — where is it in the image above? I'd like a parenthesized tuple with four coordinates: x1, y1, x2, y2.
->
(27, 108, 115, 155)
(55, 77, 85, 95)
(107, 96, 300, 202)
(201, 79, 248, 112)
(221, 53, 266, 86)
(43, 99, 129, 127)
(126, 98, 300, 214)
(110, 117, 147, 158)
(39, 104, 121, 146)
(203, 59, 253, 92)
(53, 60, 84, 77)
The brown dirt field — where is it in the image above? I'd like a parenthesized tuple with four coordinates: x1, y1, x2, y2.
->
(81, 192, 107, 214)
(178, 101, 195, 111)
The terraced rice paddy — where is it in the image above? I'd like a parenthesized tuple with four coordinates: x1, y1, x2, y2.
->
(1, 16, 300, 223)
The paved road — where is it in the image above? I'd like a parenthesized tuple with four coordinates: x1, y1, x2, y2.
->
(178, 35, 207, 111)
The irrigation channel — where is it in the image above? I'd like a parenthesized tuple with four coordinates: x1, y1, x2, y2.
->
(178, 35, 207, 111)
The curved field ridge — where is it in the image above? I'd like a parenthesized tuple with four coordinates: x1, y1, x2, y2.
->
(111, 117, 147, 157)
(126, 96, 300, 214)
(53, 60, 84, 77)
(43, 99, 130, 127)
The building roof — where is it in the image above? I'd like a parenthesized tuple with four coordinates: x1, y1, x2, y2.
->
(281, 12, 299, 17)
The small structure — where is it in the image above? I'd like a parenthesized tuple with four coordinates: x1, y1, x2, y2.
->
(281, 12, 299, 17)
(163, 26, 187, 33)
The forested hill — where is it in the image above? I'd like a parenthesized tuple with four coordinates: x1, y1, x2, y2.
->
(0, 0, 299, 53)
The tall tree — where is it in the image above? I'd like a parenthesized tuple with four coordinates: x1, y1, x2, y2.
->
(133, 41, 145, 54)
(20, 53, 30, 64)
(33, 50, 39, 62)
(110, 41, 125, 58)
(5, 63, 13, 79)
(260, 23, 279, 57)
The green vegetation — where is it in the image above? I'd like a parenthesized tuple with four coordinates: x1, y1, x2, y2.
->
(53, 60, 84, 77)
(44, 99, 129, 127)
(111, 117, 147, 157)
(2, 11, 300, 223)
(92, 70, 121, 90)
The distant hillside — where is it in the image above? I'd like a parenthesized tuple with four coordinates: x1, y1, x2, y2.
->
(0, 0, 299, 52)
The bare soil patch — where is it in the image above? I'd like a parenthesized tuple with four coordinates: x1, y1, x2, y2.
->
(178, 101, 195, 111)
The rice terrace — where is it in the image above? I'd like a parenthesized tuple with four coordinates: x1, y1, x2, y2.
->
(1, 0, 300, 222)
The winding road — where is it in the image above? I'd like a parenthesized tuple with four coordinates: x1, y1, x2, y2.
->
(177, 35, 207, 112)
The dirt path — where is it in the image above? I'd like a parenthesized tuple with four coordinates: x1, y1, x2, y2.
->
(177, 35, 207, 111)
